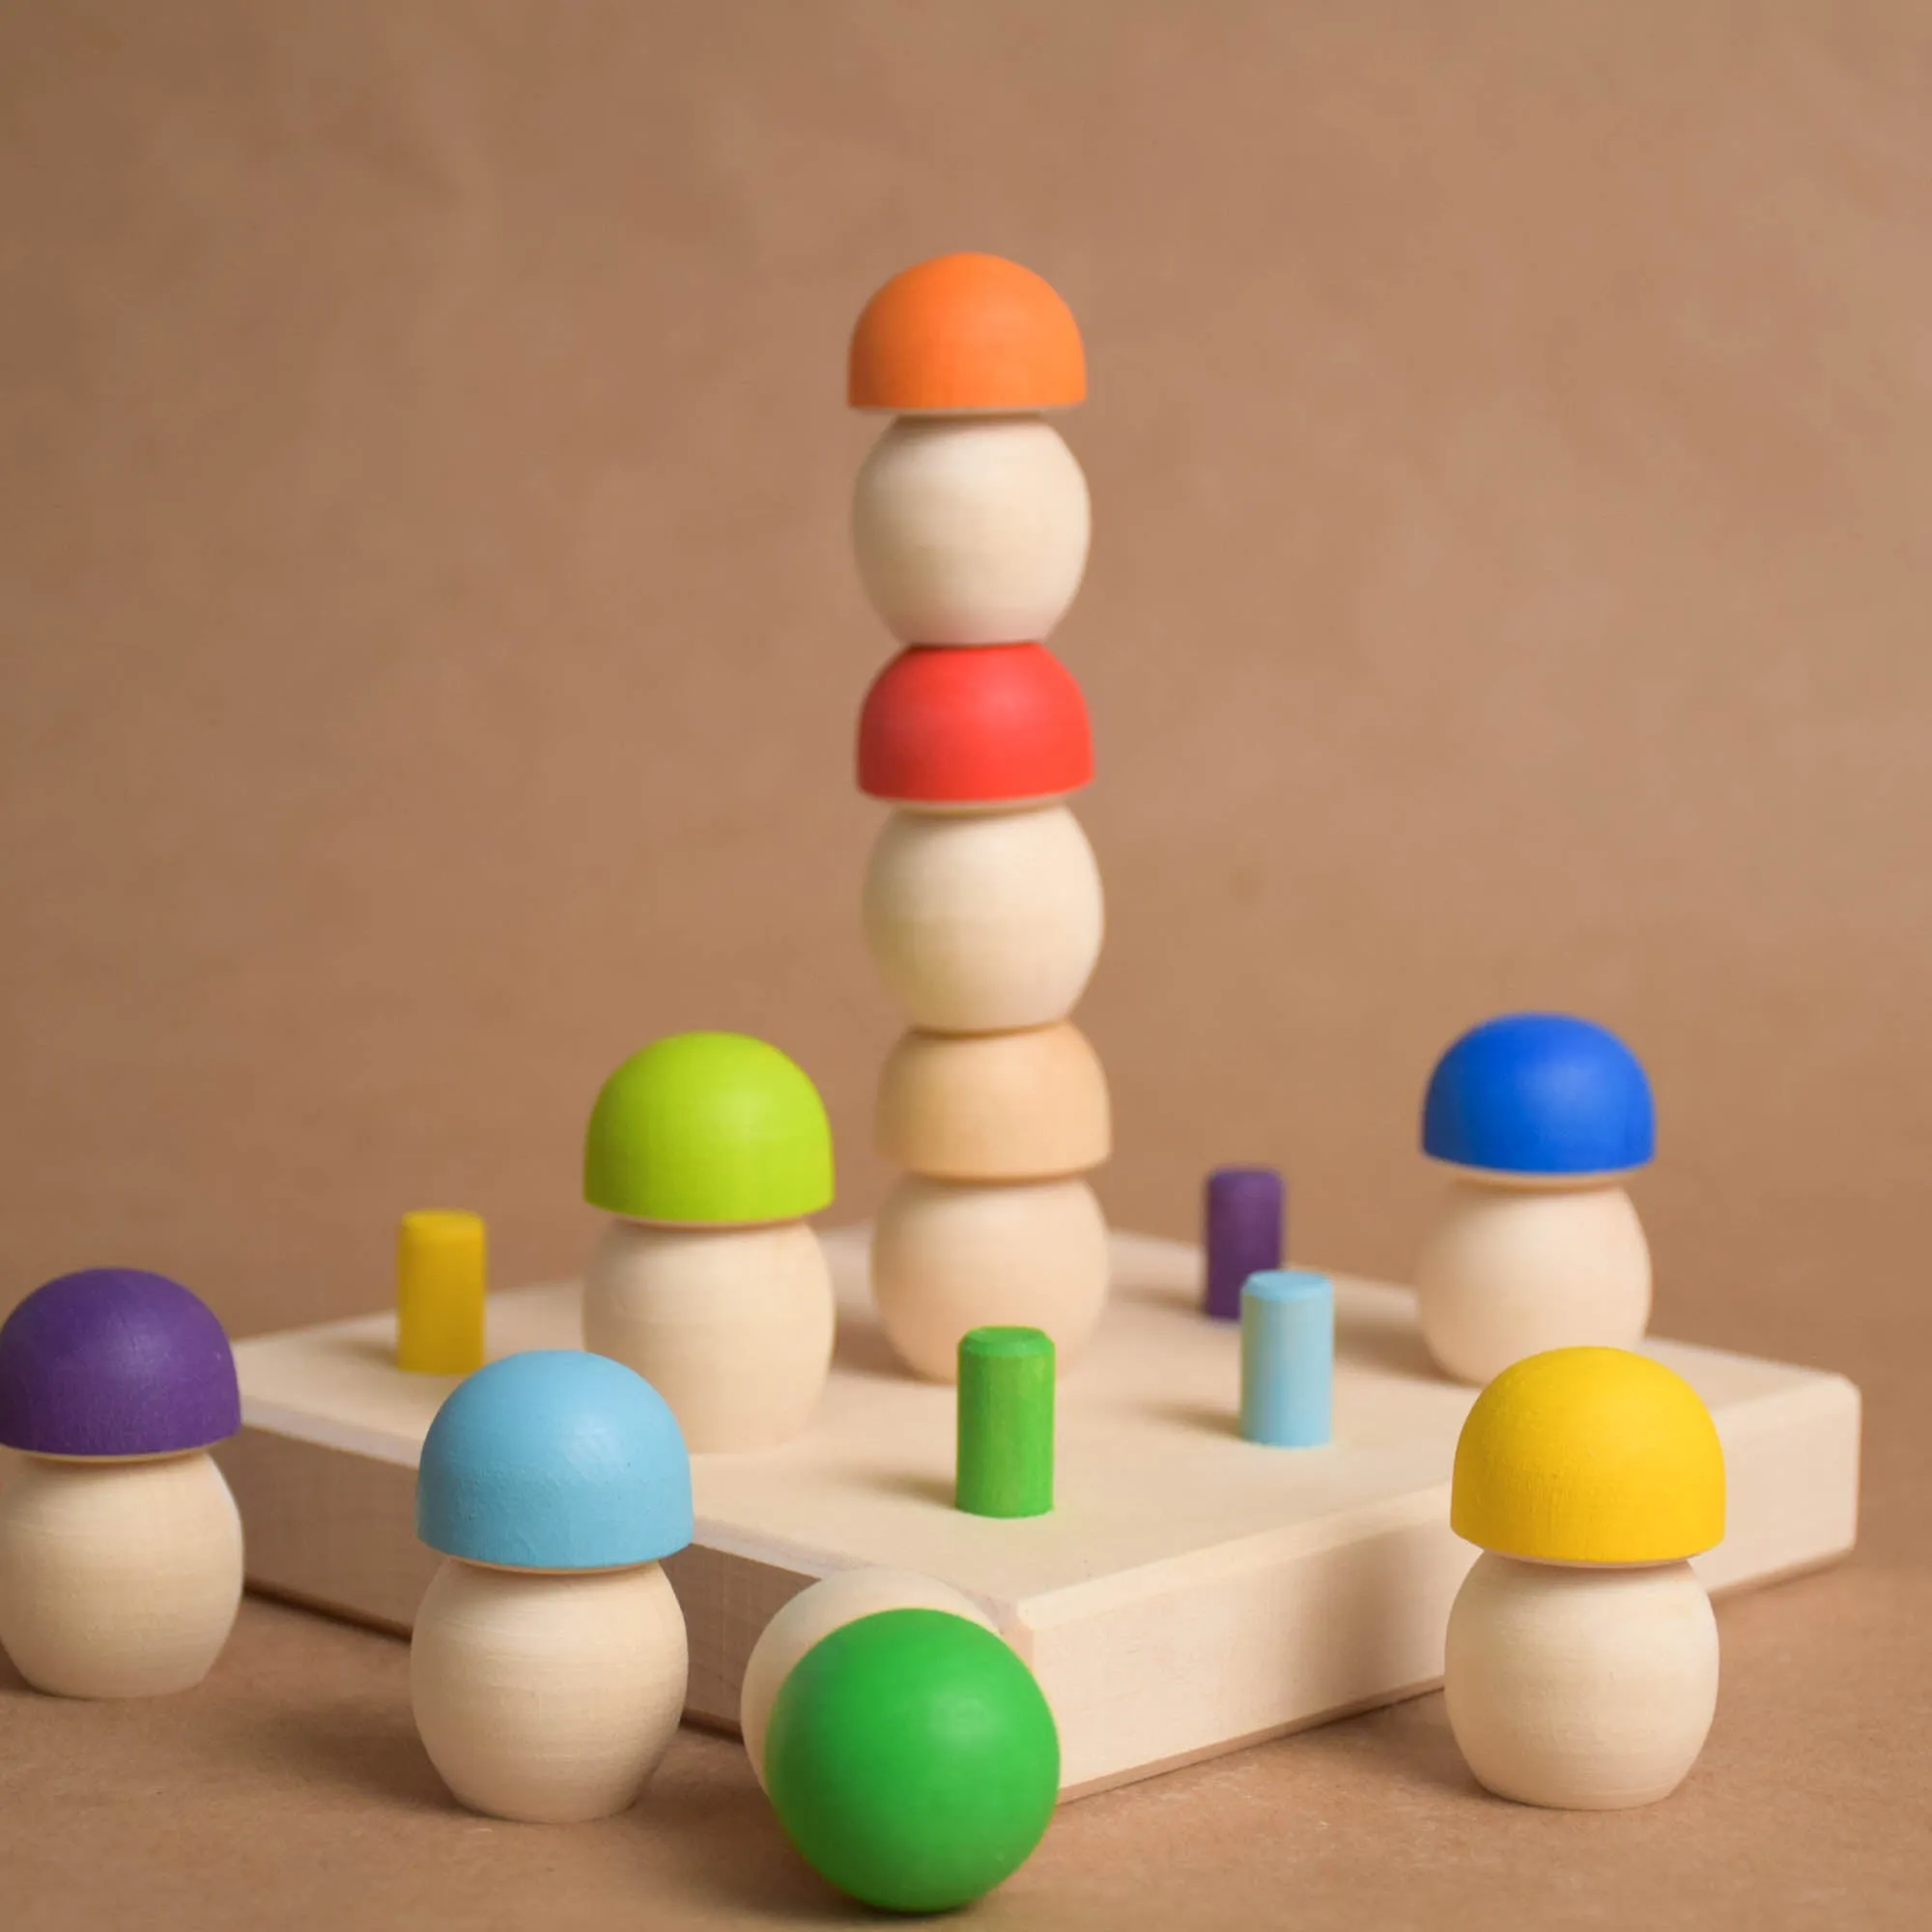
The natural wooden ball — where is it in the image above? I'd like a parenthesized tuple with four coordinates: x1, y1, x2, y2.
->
(1444, 1553, 1719, 1809)
(740, 1568, 996, 1790)
(862, 806, 1104, 1034)
(1416, 1180, 1651, 1387)
(870, 1177, 1109, 1382)
(411, 1560, 688, 1824)
(582, 1220, 836, 1454)
(852, 417, 1090, 646)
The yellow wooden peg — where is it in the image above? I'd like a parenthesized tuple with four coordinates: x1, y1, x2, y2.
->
(396, 1211, 487, 1375)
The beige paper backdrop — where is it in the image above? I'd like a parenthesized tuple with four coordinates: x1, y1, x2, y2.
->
(3, 3, 1928, 1543)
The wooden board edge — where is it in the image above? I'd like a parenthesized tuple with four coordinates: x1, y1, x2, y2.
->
(1057, 1678, 1445, 1800)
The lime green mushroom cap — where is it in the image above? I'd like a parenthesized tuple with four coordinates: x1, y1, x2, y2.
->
(584, 1032, 836, 1224)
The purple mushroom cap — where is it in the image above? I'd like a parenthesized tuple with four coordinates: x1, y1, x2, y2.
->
(0, 1268, 242, 1458)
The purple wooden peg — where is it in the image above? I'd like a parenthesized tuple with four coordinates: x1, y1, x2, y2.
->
(1203, 1168, 1285, 1321)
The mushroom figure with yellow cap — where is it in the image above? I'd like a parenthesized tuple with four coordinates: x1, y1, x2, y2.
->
(582, 1032, 837, 1452)
(1417, 1013, 1656, 1384)
(1444, 1347, 1726, 1810)
(410, 1350, 693, 1823)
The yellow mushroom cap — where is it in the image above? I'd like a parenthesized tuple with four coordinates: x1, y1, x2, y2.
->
(1451, 1348, 1725, 1565)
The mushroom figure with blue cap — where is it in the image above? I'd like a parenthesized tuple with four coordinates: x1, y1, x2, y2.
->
(1415, 1013, 1656, 1386)
(409, 1350, 694, 1823)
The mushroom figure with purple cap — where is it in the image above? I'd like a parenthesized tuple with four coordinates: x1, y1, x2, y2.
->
(0, 1267, 244, 1697)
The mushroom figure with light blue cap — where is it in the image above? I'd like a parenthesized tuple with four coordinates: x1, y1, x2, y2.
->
(408, 1350, 694, 1823)
(1414, 1013, 1656, 1385)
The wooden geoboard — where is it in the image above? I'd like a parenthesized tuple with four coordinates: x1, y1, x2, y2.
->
(218, 1228, 1861, 1799)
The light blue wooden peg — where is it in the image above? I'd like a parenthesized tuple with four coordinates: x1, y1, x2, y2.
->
(1239, 1269, 1333, 1447)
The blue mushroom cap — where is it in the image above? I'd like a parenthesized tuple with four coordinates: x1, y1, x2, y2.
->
(1422, 1013, 1655, 1177)
(416, 1350, 693, 1570)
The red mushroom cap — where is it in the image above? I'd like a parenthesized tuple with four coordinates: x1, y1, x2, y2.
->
(857, 645, 1094, 807)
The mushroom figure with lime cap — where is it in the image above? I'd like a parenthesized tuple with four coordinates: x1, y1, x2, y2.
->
(0, 1267, 243, 1698)
(410, 1350, 693, 1824)
(582, 1031, 837, 1453)
(1444, 1346, 1725, 1810)
(1415, 1012, 1656, 1385)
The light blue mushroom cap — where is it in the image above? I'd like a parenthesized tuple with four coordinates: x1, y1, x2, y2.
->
(416, 1350, 694, 1570)
(1422, 1013, 1655, 1177)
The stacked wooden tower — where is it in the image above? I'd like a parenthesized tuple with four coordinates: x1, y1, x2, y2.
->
(847, 253, 1112, 1382)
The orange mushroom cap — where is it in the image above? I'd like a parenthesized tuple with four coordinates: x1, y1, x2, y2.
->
(848, 253, 1086, 413)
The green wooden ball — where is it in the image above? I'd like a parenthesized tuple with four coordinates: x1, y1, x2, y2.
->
(763, 1607, 1060, 1913)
